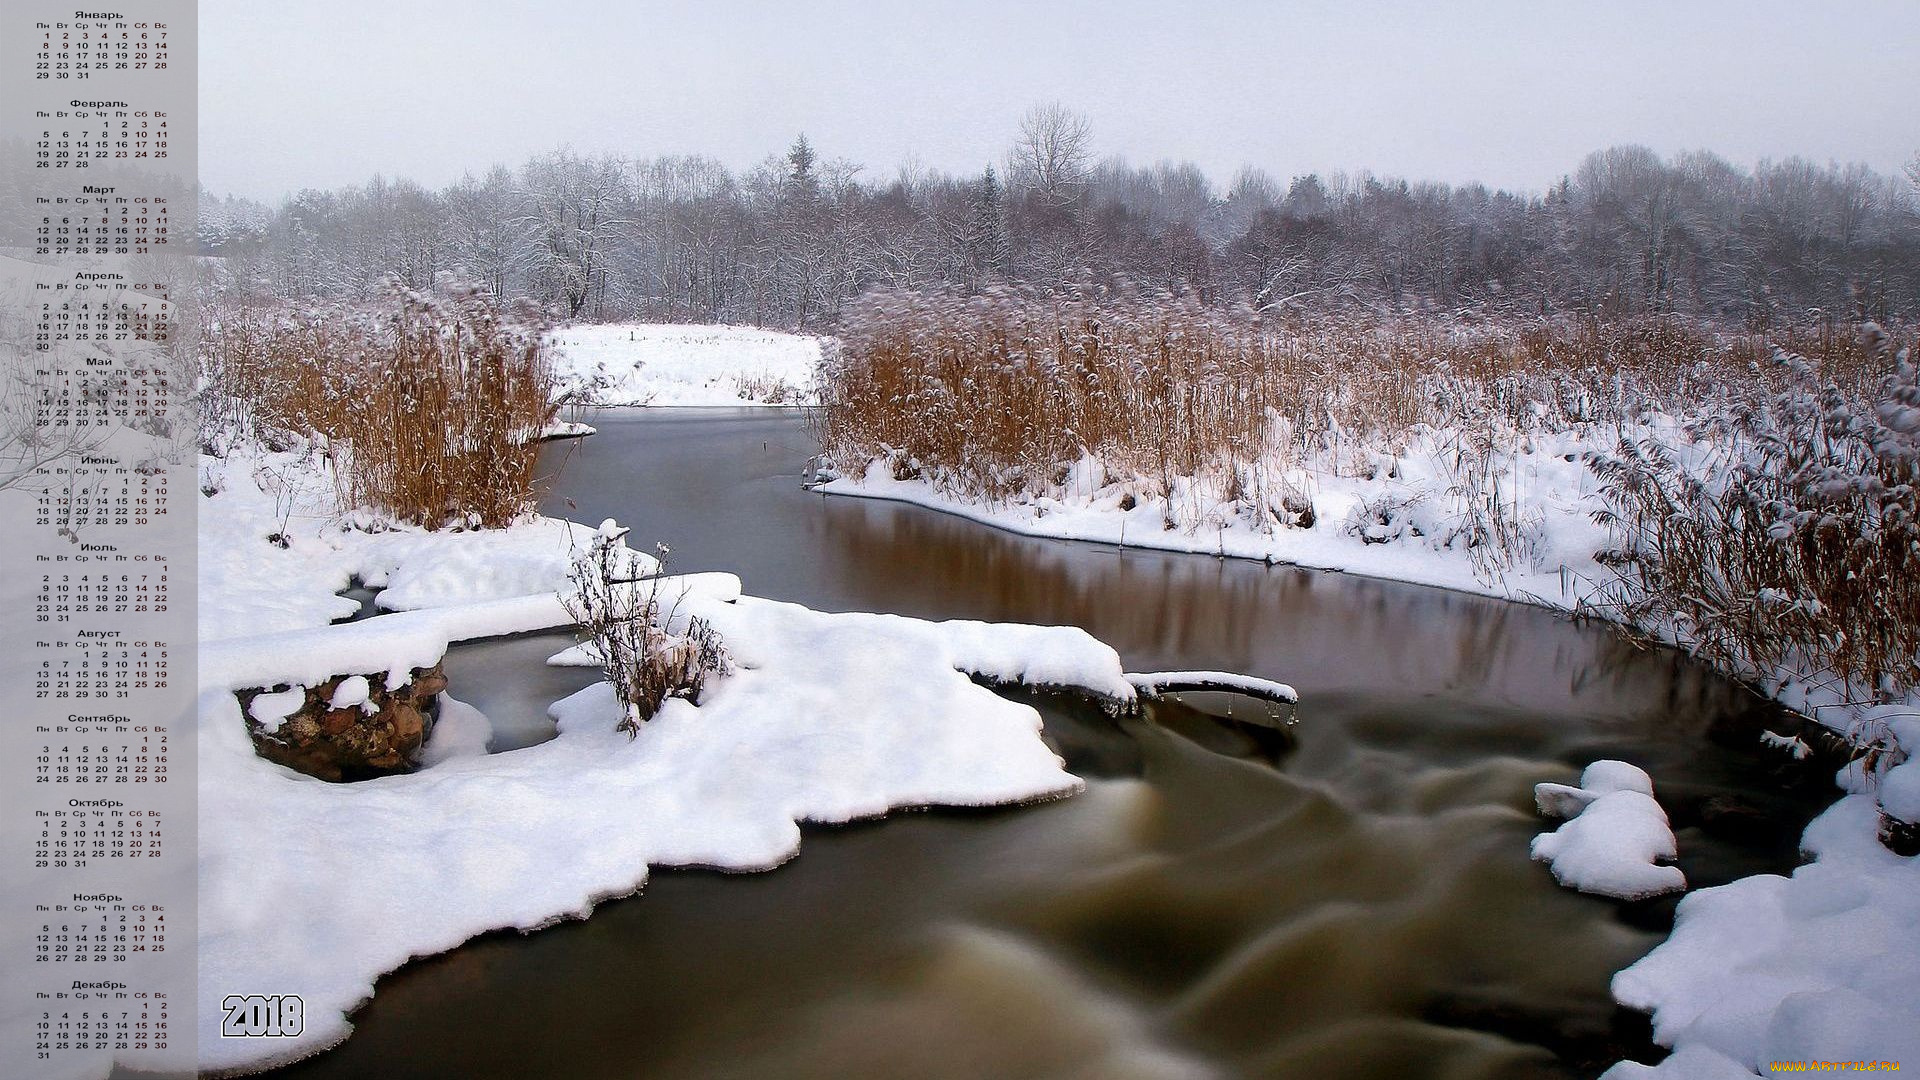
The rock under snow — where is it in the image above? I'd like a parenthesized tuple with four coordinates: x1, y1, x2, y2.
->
(1579, 758, 1656, 795)
(240, 664, 449, 781)
(417, 693, 493, 766)
(1533, 782, 1598, 820)
(328, 674, 373, 712)
(245, 686, 307, 732)
(1880, 759, 1920, 825)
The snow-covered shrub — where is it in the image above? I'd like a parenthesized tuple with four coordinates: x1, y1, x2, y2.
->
(201, 278, 558, 528)
(563, 530, 730, 737)
(734, 372, 803, 404)
(1589, 324, 1920, 704)
(1225, 461, 1315, 532)
(1344, 491, 1425, 544)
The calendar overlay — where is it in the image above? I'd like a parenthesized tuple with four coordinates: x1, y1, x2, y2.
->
(2, 4, 197, 1078)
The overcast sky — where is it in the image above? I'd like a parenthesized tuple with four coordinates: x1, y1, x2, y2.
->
(200, 0, 1920, 202)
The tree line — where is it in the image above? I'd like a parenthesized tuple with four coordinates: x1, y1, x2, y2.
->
(197, 105, 1920, 328)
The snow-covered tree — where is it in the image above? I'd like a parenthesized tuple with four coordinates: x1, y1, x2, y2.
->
(516, 150, 630, 319)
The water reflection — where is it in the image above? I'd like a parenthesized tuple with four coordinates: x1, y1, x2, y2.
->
(267, 410, 1835, 1080)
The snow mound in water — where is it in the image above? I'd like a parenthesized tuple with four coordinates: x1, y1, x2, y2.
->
(417, 693, 493, 766)
(1597, 1043, 1757, 1079)
(1530, 761, 1684, 900)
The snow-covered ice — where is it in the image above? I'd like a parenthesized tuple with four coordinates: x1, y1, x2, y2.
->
(547, 323, 823, 407)
(199, 447, 661, 641)
(1530, 761, 1685, 901)
(1126, 671, 1299, 704)
(817, 429, 1618, 612)
(539, 418, 597, 439)
(1598, 1044, 1760, 1080)
(1759, 730, 1813, 761)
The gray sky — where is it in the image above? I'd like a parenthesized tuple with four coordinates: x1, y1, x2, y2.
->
(201, 0, 1920, 202)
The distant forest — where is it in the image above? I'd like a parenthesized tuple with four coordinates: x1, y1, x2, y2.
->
(197, 106, 1920, 328)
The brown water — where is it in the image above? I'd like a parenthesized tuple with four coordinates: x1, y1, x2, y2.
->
(271, 409, 1835, 1080)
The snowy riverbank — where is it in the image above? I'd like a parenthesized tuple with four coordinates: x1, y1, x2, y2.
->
(188, 366, 1915, 1079)
(194, 445, 1135, 1074)
(816, 433, 1615, 612)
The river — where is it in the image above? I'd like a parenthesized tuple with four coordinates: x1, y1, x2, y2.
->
(270, 408, 1834, 1080)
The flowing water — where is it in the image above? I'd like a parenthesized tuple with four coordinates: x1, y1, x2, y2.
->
(272, 409, 1836, 1080)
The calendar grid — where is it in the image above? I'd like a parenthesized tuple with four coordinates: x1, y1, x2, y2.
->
(3, 3, 199, 1077)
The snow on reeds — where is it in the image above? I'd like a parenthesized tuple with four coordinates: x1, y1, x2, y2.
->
(202, 281, 558, 528)
(1589, 324, 1920, 712)
(822, 287, 1749, 496)
(820, 286, 1920, 714)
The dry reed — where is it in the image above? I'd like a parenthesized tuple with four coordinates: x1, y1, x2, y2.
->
(203, 281, 559, 528)
(818, 286, 1793, 502)
(820, 286, 1918, 702)
(1590, 324, 1920, 702)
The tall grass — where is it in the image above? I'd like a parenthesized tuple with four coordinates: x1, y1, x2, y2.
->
(1589, 324, 1920, 703)
(203, 281, 558, 528)
(820, 287, 1917, 706)
(819, 287, 1773, 504)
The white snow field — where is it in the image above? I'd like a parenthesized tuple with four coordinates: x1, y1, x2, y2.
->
(546, 322, 824, 407)
(1530, 761, 1685, 901)
(193, 445, 1134, 1074)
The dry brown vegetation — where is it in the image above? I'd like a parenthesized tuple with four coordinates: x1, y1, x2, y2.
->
(820, 286, 1920, 705)
(203, 281, 558, 528)
(1590, 325, 1920, 702)
(819, 287, 1863, 496)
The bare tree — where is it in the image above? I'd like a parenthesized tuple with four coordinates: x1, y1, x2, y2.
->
(1010, 103, 1093, 209)
(1902, 152, 1920, 222)
(446, 167, 533, 299)
(198, 136, 1920, 326)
